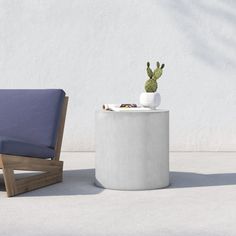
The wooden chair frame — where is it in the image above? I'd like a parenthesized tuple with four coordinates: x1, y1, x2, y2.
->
(0, 96, 68, 197)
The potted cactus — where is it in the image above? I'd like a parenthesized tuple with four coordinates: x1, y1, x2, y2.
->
(140, 61, 165, 109)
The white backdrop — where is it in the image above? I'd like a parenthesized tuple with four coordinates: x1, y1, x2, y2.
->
(0, 0, 236, 151)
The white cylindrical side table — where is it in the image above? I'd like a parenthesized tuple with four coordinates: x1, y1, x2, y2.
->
(95, 110, 169, 190)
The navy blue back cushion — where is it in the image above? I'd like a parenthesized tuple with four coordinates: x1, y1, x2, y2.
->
(0, 89, 65, 148)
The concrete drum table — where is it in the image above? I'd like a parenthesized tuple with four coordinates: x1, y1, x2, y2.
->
(95, 110, 169, 190)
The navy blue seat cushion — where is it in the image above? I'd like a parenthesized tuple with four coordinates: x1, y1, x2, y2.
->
(0, 89, 65, 158)
(0, 136, 55, 159)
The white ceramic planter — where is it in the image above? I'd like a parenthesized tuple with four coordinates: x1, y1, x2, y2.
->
(139, 92, 161, 109)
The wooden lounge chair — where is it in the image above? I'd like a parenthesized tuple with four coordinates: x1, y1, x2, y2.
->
(0, 89, 68, 197)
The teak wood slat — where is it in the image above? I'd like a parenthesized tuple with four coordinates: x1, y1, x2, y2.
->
(0, 96, 68, 197)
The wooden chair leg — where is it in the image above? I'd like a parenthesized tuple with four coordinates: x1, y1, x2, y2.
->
(2, 167, 16, 197)
(14, 170, 63, 196)
(0, 154, 63, 197)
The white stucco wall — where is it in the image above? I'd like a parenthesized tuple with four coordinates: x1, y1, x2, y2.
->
(0, 0, 235, 151)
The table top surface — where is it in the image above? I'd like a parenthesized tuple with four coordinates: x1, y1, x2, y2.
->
(97, 109, 169, 113)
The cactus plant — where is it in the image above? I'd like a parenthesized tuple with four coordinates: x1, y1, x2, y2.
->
(145, 61, 165, 92)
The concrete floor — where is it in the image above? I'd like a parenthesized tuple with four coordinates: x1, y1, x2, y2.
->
(1, 152, 236, 236)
